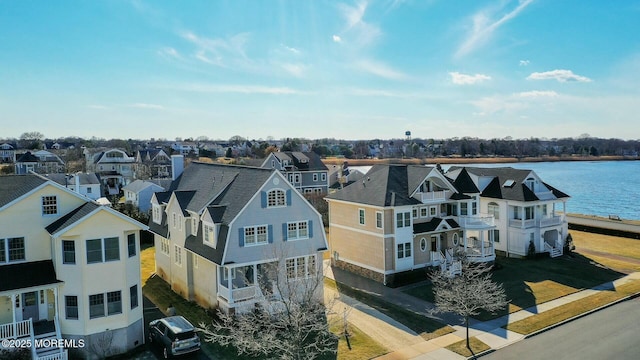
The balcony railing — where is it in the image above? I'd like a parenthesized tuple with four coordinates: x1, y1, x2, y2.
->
(509, 215, 565, 229)
(458, 214, 495, 228)
(419, 190, 451, 204)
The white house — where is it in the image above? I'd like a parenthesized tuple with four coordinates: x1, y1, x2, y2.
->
(149, 162, 328, 313)
(0, 174, 147, 359)
(446, 167, 570, 258)
(122, 180, 165, 212)
(47, 173, 102, 201)
(85, 149, 136, 195)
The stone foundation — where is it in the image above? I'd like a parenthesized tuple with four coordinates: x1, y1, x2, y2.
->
(332, 259, 385, 283)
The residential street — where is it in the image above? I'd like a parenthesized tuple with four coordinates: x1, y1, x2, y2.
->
(481, 297, 640, 359)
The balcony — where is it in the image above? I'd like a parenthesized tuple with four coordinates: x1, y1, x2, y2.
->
(458, 214, 495, 229)
(509, 215, 565, 229)
(419, 190, 451, 204)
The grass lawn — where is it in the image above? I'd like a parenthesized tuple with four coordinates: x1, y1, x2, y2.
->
(404, 254, 623, 321)
(325, 278, 455, 340)
(328, 321, 389, 360)
(571, 230, 640, 272)
(445, 337, 491, 358)
(505, 279, 640, 335)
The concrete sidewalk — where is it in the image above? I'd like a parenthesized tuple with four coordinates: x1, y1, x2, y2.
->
(324, 260, 640, 359)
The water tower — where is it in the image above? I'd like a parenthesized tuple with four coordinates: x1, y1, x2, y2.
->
(405, 131, 411, 142)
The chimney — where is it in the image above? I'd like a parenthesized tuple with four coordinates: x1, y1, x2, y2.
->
(171, 155, 184, 180)
(75, 173, 81, 194)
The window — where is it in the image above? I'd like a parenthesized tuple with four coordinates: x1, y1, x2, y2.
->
(313, 173, 318, 182)
(244, 225, 269, 245)
(542, 204, 548, 216)
(321, 173, 326, 182)
(127, 234, 136, 257)
(107, 291, 122, 315)
(86, 187, 92, 194)
(89, 294, 105, 319)
(130, 285, 138, 309)
(460, 202, 468, 216)
(87, 237, 119, 263)
(358, 209, 365, 225)
(420, 238, 427, 252)
(526, 178, 535, 191)
(174, 245, 182, 266)
(65, 296, 78, 320)
(161, 238, 170, 255)
(152, 205, 161, 223)
(412, 208, 418, 218)
(86, 239, 102, 263)
(472, 197, 478, 215)
(0, 237, 25, 263)
(514, 207, 521, 220)
(376, 212, 383, 229)
(62, 240, 76, 264)
(488, 202, 500, 220)
(267, 189, 286, 207)
(42, 196, 58, 215)
(203, 223, 215, 244)
(525, 206, 535, 220)
(420, 207, 428, 217)
(285, 255, 316, 280)
(287, 221, 309, 240)
(396, 212, 411, 228)
(397, 243, 411, 258)
(294, 173, 301, 183)
(104, 237, 120, 261)
(452, 233, 459, 246)
(191, 217, 198, 236)
(430, 206, 437, 217)
(492, 229, 500, 243)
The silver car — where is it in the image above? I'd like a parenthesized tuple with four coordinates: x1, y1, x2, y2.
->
(148, 316, 201, 359)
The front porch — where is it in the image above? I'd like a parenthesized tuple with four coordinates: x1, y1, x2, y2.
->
(217, 262, 278, 313)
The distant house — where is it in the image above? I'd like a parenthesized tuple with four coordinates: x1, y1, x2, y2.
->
(47, 173, 101, 200)
(135, 149, 172, 179)
(0, 143, 16, 163)
(148, 162, 328, 313)
(0, 173, 147, 359)
(171, 142, 199, 157)
(446, 167, 570, 258)
(326, 164, 497, 284)
(122, 180, 166, 212)
(86, 149, 136, 196)
(14, 151, 65, 175)
(261, 151, 329, 195)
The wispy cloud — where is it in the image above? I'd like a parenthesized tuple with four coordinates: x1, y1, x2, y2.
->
(517, 90, 558, 98)
(519, 60, 530, 66)
(280, 63, 307, 77)
(181, 31, 250, 68)
(456, 0, 535, 58)
(449, 72, 491, 85)
(356, 59, 408, 80)
(171, 83, 304, 95)
(131, 103, 164, 110)
(527, 69, 592, 82)
(337, 1, 381, 47)
(332, 34, 342, 43)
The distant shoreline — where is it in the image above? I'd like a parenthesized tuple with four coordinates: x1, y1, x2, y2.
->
(322, 155, 638, 166)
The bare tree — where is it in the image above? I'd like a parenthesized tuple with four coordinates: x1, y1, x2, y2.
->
(199, 248, 338, 360)
(430, 252, 508, 356)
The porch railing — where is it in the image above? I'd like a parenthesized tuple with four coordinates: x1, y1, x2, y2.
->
(419, 190, 451, 203)
(459, 215, 495, 228)
(510, 215, 565, 229)
(38, 351, 68, 360)
(0, 319, 32, 341)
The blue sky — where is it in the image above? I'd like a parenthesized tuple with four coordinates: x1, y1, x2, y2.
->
(1, 0, 639, 141)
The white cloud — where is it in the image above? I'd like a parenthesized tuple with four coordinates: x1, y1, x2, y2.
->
(356, 59, 408, 80)
(131, 103, 164, 110)
(449, 72, 492, 85)
(332, 34, 342, 43)
(280, 63, 307, 77)
(337, 1, 381, 46)
(456, 0, 535, 58)
(158, 47, 182, 60)
(526, 69, 592, 82)
(519, 60, 530, 66)
(517, 90, 558, 98)
(181, 31, 250, 67)
(172, 83, 304, 95)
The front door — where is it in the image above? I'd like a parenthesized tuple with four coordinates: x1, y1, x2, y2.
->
(22, 292, 39, 322)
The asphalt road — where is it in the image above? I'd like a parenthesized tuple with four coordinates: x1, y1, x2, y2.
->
(481, 297, 640, 359)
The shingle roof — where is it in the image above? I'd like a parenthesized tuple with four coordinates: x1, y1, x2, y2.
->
(0, 260, 63, 292)
(123, 179, 164, 193)
(326, 164, 429, 207)
(47, 173, 100, 186)
(0, 174, 48, 208)
(46, 202, 100, 235)
(413, 217, 461, 234)
(452, 168, 480, 194)
(279, 151, 328, 171)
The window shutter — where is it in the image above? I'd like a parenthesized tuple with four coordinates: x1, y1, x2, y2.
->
(286, 190, 292, 206)
(268, 225, 273, 243)
(238, 228, 245, 247)
(308, 220, 313, 238)
(261, 191, 267, 208)
(282, 223, 288, 241)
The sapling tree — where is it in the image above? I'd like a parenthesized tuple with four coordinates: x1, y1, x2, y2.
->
(430, 252, 508, 356)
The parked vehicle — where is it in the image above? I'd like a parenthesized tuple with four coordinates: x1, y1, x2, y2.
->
(148, 316, 201, 358)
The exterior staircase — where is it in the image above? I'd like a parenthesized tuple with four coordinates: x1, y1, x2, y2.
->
(545, 242, 563, 258)
(439, 249, 462, 277)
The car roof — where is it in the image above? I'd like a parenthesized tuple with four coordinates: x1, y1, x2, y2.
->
(160, 316, 195, 333)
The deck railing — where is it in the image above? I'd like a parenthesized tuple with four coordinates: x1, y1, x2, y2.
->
(0, 319, 32, 341)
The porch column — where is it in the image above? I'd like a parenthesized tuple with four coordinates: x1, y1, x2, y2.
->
(11, 294, 16, 337)
(480, 231, 485, 257)
(227, 267, 233, 304)
(53, 287, 59, 319)
(520, 206, 525, 228)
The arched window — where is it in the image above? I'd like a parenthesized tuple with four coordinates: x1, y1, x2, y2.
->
(267, 189, 286, 207)
(452, 233, 459, 246)
(488, 202, 500, 220)
(420, 238, 427, 252)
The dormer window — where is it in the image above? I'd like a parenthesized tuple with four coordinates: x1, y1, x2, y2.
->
(526, 178, 535, 191)
(152, 204, 162, 224)
(191, 217, 198, 236)
(203, 222, 215, 247)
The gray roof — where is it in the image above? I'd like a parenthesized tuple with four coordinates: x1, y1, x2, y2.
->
(46, 202, 100, 235)
(123, 179, 164, 193)
(47, 173, 100, 186)
(275, 151, 328, 171)
(327, 164, 432, 207)
(0, 174, 48, 208)
(0, 260, 62, 292)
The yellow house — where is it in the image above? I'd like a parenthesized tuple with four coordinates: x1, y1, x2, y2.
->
(0, 174, 147, 359)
